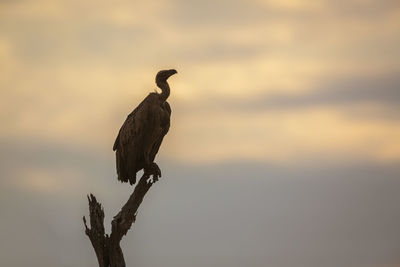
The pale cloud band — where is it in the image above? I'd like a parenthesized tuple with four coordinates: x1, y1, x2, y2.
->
(1, 0, 399, 164)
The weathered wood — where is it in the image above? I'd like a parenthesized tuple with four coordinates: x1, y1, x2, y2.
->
(83, 173, 157, 267)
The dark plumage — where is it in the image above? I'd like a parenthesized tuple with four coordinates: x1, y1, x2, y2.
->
(113, 69, 177, 185)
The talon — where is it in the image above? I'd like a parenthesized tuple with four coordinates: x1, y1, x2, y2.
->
(144, 162, 161, 181)
(152, 162, 161, 178)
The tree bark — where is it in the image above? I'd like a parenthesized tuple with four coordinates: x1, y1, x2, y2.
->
(83, 173, 157, 267)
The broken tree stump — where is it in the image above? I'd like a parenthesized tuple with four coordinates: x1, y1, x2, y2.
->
(83, 173, 158, 267)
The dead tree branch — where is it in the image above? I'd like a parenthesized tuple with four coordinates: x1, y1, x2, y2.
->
(83, 173, 157, 267)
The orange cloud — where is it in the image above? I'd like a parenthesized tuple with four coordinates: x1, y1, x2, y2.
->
(1, 0, 399, 165)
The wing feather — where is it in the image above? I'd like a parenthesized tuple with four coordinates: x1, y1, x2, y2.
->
(113, 94, 170, 185)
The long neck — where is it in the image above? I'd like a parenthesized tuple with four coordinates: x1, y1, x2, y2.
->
(157, 81, 170, 102)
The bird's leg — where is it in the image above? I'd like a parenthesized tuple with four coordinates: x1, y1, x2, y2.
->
(144, 162, 162, 182)
(144, 151, 151, 166)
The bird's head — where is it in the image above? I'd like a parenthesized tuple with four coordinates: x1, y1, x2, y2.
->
(156, 69, 177, 85)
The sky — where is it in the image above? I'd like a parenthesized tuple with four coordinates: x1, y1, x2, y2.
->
(0, 0, 400, 266)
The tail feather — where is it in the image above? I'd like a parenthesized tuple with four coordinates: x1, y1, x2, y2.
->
(115, 149, 136, 184)
(116, 150, 128, 183)
(126, 149, 137, 184)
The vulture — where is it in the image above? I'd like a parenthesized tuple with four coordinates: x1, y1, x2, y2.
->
(113, 69, 177, 185)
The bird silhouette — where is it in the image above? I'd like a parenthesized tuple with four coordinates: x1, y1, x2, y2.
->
(113, 69, 177, 184)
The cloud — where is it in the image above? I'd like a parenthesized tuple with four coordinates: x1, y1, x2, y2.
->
(0, 0, 399, 186)
(211, 72, 400, 111)
(167, 105, 400, 164)
(165, 72, 400, 164)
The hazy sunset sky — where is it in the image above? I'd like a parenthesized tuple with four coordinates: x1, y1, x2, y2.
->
(1, 1, 399, 267)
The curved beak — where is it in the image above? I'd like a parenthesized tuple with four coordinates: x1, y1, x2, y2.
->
(168, 69, 178, 76)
